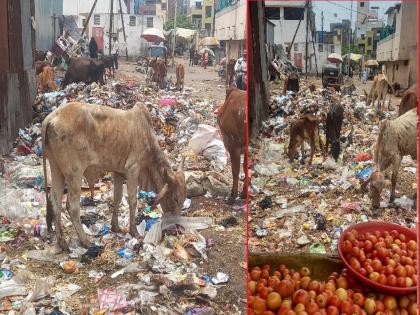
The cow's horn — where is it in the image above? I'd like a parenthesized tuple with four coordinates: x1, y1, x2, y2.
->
(163, 168, 176, 185)
(155, 183, 169, 204)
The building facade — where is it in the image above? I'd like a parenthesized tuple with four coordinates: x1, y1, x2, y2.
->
(214, 0, 246, 61)
(63, 0, 163, 58)
(376, 1, 418, 89)
(188, 0, 215, 37)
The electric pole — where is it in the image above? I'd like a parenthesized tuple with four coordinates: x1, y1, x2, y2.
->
(305, 0, 309, 78)
(109, 0, 114, 55)
(172, 0, 177, 58)
(348, 0, 352, 76)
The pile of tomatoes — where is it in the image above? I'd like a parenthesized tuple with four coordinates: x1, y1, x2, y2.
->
(341, 229, 417, 288)
(247, 264, 417, 315)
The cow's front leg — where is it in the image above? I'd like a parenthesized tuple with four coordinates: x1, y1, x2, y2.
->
(227, 148, 241, 205)
(240, 153, 247, 199)
(111, 173, 124, 233)
(67, 176, 90, 248)
(390, 159, 401, 203)
(127, 174, 140, 238)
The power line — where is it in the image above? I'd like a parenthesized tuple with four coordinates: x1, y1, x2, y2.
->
(325, 0, 369, 17)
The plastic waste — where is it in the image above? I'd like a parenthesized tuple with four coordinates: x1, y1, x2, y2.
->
(356, 166, 373, 180)
(97, 288, 128, 312)
(211, 272, 229, 285)
(27, 276, 54, 301)
(81, 245, 104, 263)
(116, 247, 134, 260)
(309, 243, 326, 254)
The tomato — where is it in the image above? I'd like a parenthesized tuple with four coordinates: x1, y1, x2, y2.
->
(267, 292, 283, 311)
(340, 300, 354, 315)
(315, 294, 327, 308)
(378, 274, 387, 285)
(369, 272, 380, 282)
(300, 267, 311, 277)
(407, 302, 417, 315)
(364, 240, 373, 252)
(364, 298, 377, 315)
(399, 234, 406, 242)
(262, 269, 270, 280)
(328, 295, 341, 307)
(277, 280, 295, 298)
(383, 296, 397, 311)
(294, 304, 306, 313)
(384, 265, 394, 276)
(377, 247, 388, 259)
(249, 281, 258, 294)
(260, 287, 271, 299)
(397, 277, 406, 287)
(367, 235, 378, 245)
(353, 305, 363, 315)
(359, 268, 367, 276)
(390, 230, 399, 239)
(293, 289, 310, 306)
(407, 240, 417, 251)
(352, 247, 361, 257)
(254, 297, 268, 314)
(327, 306, 340, 315)
(395, 265, 407, 277)
(387, 275, 397, 286)
(375, 300, 385, 312)
(353, 293, 365, 307)
(305, 301, 319, 315)
(345, 232, 356, 243)
(342, 240, 353, 254)
(372, 259, 383, 273)
(404, 265, 415, 277)
(350, 257, 361, 270)
(252, 270, 262, 281)
(308, 281, 320, 292)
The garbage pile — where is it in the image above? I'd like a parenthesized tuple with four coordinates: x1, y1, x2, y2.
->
(0, 70, 245, 313)
(249, 80, 417, 255)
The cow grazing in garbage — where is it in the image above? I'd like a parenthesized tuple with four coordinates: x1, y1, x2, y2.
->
(176, 64, 185, 90)
(38, 66, 58, 92)
(398, 84, 417, 117)
(364, 74, 393, 112)
(42, 102, 187, 250)
(99, 55, 115, 79)
(62, 57, 106, 87)
(283, 72, 299, 95)
(35, 61, 51, 75)
(217, 88, 246, 204)
(288, 114, 322, 165)
(360, 108, 417, 208)
(325, 103, 344, 161)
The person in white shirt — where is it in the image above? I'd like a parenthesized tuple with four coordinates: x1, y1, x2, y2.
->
(111, 36, 119, 69)
(234, 50, 247, 90)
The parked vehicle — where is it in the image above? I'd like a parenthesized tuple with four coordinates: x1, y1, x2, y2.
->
(322, 63, 343, 90)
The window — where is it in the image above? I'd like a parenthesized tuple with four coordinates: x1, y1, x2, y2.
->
(284, 7, 304, 20)
(161, 3, 166, 10)
(129, 16, 136, 26)
(94, 14, 100, 25)
(195, 2, 202, 9)
(145, 0, 155, 4)
(361, 34, 365, 40)
(205, 6, 212, 17)
(147, 17, 153, 27)
(360, 2, 365, 7)
(294, 43, 298, 51)
(330, 45, 335, 53)
(205, 23, 211, 32)
(265, 7, 280, 20)
(82, 18, 86, 26)
(367, 37, 372, 45)
(318, 44, 323, 52)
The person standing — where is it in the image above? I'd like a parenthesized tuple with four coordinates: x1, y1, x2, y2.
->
(194, 49, 199, 66)
(111, 36, 119, 70)
(202, 51, 209, 69)
(189, 47, 194, 66)
(89, 37, 98, 59)
(234, 50, 247, 90)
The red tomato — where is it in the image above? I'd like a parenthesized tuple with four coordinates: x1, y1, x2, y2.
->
(342, 240, 352, 254)
(397, 277, 406, 287)
(340, 301, 354, 315)
(387, 275, 397, 286)
(328, 295, 341, 308)
(378, 274, 388, 285)
(327, 306, 340, 315)
(364, 240, 373, 252)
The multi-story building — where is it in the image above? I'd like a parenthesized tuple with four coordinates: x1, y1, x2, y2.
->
(188, 0, 215, 37)
(376, 2, 417, 88)
(214, 0, 246, 61)
(63, 0, 163, 58)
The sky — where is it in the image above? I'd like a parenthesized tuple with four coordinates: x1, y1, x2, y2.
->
(312, 0, 401, 31)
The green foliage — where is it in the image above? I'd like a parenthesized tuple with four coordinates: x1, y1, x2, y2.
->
(164, 15, 196, 31)
(341, 44, 362, 56)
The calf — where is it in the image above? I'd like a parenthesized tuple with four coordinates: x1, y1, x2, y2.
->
(42, 102, 186, 250)
(99, 55, 115, 79)
(283, 72, 299, 95)
(62, 57, 105, 87)
(155, 59, 167, 87)
(175, 64, 185, 90)
(361, 108, 417, 208)
(398, 84, 417, 117)
(288, 114, 322, 165)
(364, 74, 393, 111)
(226, 59, 236, 86)
(217, 88, 246, 204)
(325, 103, 344, 161)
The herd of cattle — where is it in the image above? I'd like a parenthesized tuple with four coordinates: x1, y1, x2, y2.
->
(286, 74, 417, 210)
(35, 55, 185, 92)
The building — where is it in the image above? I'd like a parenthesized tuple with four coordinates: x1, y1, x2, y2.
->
(214, 0, 246, 61)
(188, 0, 215, 37)
(376, 2, 418, 89)
(34, 0, 64, 51)
(63, 0, 164, 58)
(0, 0, 37, 154)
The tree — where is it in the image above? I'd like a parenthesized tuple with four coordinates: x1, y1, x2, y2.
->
(164, 15, 196, 31)
(341, 44, 361, 56)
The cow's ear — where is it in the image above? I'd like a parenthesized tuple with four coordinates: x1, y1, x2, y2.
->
(155, 183, 168, 204)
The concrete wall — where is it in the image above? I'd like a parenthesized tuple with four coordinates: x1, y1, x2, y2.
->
(225, 39, 245, 61)
(398, 1, 417, 61)
(34, 0, 63, 50)
(214, 0, 246, 41)
(63, 0, 127, 16)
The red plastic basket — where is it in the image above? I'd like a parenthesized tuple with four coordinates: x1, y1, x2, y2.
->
(338, 221, 417, 295)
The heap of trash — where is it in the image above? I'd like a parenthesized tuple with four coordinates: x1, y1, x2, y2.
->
(0, 68, 245, 314)
(249, 79, 417, 255)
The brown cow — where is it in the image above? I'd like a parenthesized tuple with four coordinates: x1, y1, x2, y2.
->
(38, 66, 57, 92)
(217, 88, 246, 204)
(288, 114, 322, 165)
(35, 61, 51, 75)
(42, 102, 186, 250)
(62, 57, 105, 87)
(226, 59, 236, 86)
(283, 72, 299, 95)
(361, 108, 417, 208)
(155, 59, 167, 86)
(176, 64, 185, 90)
(364, 74, 393, 111)
(398, 84, 417, 117)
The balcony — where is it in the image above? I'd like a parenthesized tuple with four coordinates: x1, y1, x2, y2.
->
(216, 0, 239, 13)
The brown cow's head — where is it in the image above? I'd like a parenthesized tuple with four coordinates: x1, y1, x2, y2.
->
(155, 158, 187, 214)
(364, 89, 372, 106)
(360, 171, 390, 209)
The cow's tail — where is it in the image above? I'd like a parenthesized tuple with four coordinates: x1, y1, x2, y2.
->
(42, 121, 54, 232)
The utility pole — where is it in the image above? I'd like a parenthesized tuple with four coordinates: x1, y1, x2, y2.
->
(118, 0, 128, 60)
(81, 0, 99, 37)
(321, 11, 324, 43)
(172, 0, 177, 58)
(109, 0, 114, 55)
(348, 0, 352, 77)
(305, 0, 309, 78)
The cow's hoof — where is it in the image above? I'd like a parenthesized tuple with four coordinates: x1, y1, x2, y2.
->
(129, 228, 141, 239)
(58, 239, 69, 252)
(226, 197, 235, 205)
(390, 195, 395, 203)
(111, 225, 124, 234)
